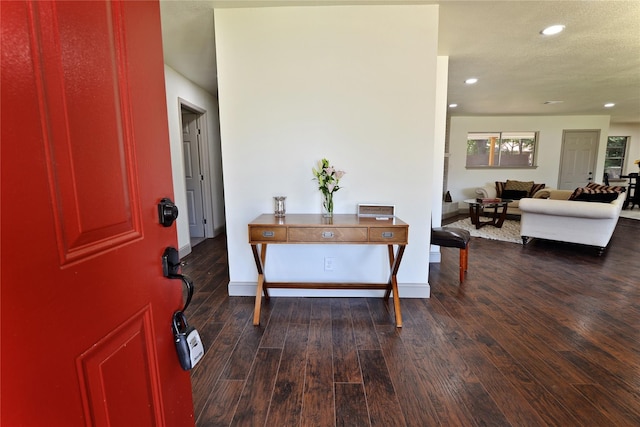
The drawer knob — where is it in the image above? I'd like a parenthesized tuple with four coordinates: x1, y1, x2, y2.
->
(262, 231, 275, 238)
(382, 231, 394, 238)
(322, 231, 334, 238)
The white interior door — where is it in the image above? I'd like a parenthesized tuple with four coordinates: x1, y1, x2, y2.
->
(558, 130, 600, 190)
(182, 112, 206, 238)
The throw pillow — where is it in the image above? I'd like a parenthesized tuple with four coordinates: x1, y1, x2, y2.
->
(573, 192, 620, 203)
(569, 187, 585, 199)
(495, 181, 544, 197)
(533, 189, 551, 199)
(529, 183, 546, 197)
(501, 189, 529, 200)
(504, 180, 534, 194)
(585, 182, 626, 193)
(569, 186, 621, 203)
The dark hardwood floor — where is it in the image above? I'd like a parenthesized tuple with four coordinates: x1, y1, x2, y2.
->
(182, 216, 640, 427)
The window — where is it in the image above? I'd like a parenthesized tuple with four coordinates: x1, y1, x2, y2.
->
(604, 136, 629, 180)
(466, 131, 538, 168)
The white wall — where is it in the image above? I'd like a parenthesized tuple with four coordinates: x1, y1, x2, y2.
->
(447, 115, 611, 204)
(164, 65, 225, 256)
(609, 122, 640, 175)
(430, 56, 449, 263)
(215, 5, 442, 297)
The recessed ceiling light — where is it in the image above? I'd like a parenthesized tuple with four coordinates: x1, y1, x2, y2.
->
(465, 78, 478, 85)
(541, 25, 565, 36)
(449, 103, 458, 108)
(604, 103, 615, 108)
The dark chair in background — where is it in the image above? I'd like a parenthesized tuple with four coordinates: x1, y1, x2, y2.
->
(431, 227, 471, 283)
(623, 172, 639, 210)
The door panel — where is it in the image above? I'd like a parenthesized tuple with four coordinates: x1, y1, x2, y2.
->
(558, 130, 600, 190)
(1, 1, 194, 426)
(33, 1, 142, 263)
(77, 308, 162, 427)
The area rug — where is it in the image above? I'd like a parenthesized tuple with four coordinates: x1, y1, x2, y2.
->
(619, 209, 640, 220)
(444, 218, 522, 244)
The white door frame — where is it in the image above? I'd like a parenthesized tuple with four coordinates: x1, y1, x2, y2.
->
(178, 98, 215, 239)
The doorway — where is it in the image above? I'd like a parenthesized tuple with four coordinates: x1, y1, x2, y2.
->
(558, 130, 600, 190)
(180, 102, 211, 248)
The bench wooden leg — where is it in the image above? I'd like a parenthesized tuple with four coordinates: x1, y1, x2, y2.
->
(459, 245, 469, 283)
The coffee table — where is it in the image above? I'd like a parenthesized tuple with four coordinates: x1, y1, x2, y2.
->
(463, 199, 513, 229)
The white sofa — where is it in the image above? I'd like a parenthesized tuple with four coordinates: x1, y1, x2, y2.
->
(518, 190, 625, 255)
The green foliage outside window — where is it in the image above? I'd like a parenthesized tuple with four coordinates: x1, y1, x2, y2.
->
(466, 132, 537, 167)
(604, 136, 629, 179)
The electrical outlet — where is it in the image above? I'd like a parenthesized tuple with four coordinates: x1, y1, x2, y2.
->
(324, 257, 335, 271)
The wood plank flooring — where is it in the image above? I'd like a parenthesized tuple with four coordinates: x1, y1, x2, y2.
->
(183, 216, 640, 426)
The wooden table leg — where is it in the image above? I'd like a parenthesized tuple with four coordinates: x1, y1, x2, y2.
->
(253, 274, 265, 326)
(494, 203, 509, 228)
(388, 245, 406, 328)
(259, 244, 270, 299)
(469, 204, 480, 225)
(251, 244, 269, 326)
(471, 202, 509, 229)
(383, 245, 395, 300)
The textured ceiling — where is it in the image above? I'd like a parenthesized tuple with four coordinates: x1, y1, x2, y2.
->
(160, 0, 640, 123)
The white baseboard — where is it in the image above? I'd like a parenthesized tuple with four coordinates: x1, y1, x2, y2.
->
(429, 249, 442, 263)
(179, 244, 192, 258)
(212, 225, 226, 237)
(228, 281, 430, 298)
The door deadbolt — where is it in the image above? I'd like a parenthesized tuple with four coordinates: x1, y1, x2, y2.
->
(158, 198, 179, 227)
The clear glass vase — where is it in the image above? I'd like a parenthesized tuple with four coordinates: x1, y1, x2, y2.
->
(273, 196, 286, 217)
(321, 192, 334, 217)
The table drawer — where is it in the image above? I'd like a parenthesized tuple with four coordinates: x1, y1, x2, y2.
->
(249, 226, 287, 243)
(369, 227, 408, 244)
(289, 227, 367, 243)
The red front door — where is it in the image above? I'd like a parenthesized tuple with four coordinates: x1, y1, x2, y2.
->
(1, 1, 194, 425)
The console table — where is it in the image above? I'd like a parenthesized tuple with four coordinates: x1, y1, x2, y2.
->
(248, 214, 409, 327)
